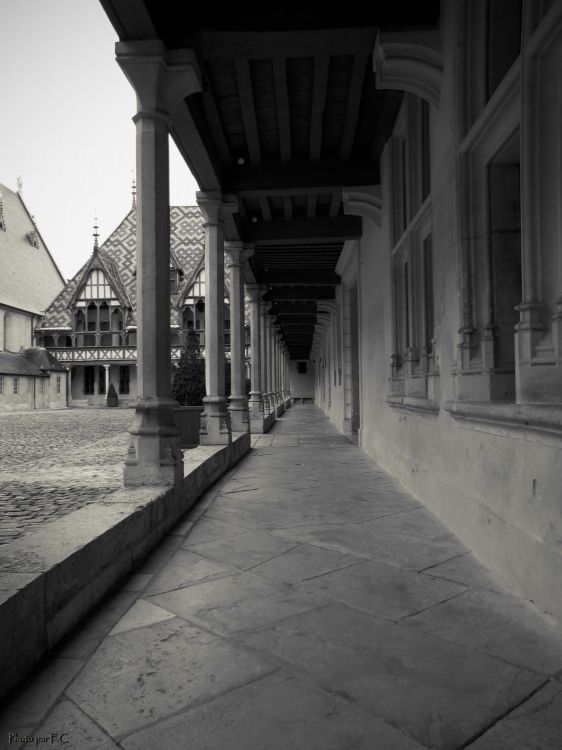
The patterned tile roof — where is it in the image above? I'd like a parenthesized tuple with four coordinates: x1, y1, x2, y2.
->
(40, 206, 206, 330)
(0, 183, 65, 315)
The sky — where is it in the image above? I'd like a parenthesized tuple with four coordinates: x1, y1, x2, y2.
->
(0, 0, 199, 280)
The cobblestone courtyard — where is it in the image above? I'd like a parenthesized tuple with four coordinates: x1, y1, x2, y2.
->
(0, 409, 132, 545)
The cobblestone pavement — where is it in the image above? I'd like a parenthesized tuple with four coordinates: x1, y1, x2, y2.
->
(0, 408, 132, 545)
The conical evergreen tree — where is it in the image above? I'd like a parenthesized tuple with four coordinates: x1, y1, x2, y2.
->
(172, 330, 206, 405)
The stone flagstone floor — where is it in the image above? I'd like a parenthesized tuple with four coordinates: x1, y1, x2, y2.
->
(1, 405, 562, 749)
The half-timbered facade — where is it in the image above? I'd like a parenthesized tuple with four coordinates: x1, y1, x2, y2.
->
(37, 205, 241, 405)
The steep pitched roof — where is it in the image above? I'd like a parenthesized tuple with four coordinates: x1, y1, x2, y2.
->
(40, 206, 205, 330)
(21, 346, 67, 372)
(0, 183, 65, 315)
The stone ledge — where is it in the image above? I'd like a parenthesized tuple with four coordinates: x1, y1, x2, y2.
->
(445, 400, 562, 440)
(385, 395, 440, 415)
(0, 431, 251, 703)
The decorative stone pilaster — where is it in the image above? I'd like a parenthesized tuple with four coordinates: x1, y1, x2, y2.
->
(225, 241, 252, 433)
(197, 192, 235, 445)
(117, 41, 200, 486)
(247, 284, 266, 432)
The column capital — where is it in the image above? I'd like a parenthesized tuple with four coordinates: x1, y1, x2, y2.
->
(245, 283, 265, 303)
(225, 241, 254, 267)
(196, 192, 238, 225)
(116, 41, 201, 119)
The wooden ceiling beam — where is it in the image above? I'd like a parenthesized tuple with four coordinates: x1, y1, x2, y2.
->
(198, 28, 377, 61)
(306, 194, 317, 219)
(283, 196, 293, 221)
(339, 52, 368, 160)
(258, 196, 272, 221)
(170, 101, 223, 192)
(200, 86, 232, 165)
(263, 287, 335, 300)
(310, 56, 330, 161)
(259, 269, 340, 284)
(225, 161, 378, 192)
(329, 190, 342, 218)
(270, 302, 317, 314)
(241, 215, 361, 244)
(235, 59, 261, 164)
(274, 58, 291, 163)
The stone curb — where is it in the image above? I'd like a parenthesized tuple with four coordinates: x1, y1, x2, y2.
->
(0, 432, 251, 702)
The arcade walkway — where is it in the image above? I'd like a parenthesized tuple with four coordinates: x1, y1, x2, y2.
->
(1, 405, 562, 749)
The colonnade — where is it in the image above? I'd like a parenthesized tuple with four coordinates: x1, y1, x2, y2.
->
(117, 41, 291, 486)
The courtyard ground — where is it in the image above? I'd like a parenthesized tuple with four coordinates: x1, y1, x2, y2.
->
(0, 405, 561, 748)
(0, 409, 131, 545)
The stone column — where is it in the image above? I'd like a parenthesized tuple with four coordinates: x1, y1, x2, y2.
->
(198, 192, 234, 445)
(246, 283, 265, 432)
(117, 41, 201, 485)
(0, 309, 5, 351)
(259, 300, 271, 416)
(265, 314, 276, 413)
(225, 241, 252, 433)
(104, 364, 110, 395)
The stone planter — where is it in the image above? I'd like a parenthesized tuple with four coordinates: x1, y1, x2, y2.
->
(173, 405, 204, 448)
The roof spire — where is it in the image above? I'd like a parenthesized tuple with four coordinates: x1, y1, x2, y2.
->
(93, 217, 100, 251)
(131, 173, 137, 210)
(16, 176, 23, 193)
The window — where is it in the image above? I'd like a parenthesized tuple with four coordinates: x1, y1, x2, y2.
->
(119, 365, 130, 394)
(56, 376, 61, 394)
(119, 366, 130, 395)
(0, 376, 3, 395)
(12, 377, 18, 395)
(184, 269, 205, 301)
(388, 95, 436, 401)
(170, 268, 178, 293)
(40, 378, 46, 395)
(84, 366, 95, 395)
(78, 269, 116, 301)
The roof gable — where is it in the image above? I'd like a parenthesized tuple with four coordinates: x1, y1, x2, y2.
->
(0, 183, 65, 315)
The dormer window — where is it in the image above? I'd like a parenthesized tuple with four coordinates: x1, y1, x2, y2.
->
(170, 268, 178, 294)
(184, 269, 205, 303)
(28, 230, 39, 248)
(78, 269, 116, 303)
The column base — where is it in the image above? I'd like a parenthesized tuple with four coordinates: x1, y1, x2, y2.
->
(124, 397, 183, 486)
(228, 394, 250, 433)
(200, 396, 232, 445)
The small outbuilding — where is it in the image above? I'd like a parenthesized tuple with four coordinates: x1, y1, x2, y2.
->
(0, 347, 67, 411)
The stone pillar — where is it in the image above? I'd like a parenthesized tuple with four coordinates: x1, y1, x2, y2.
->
(225, 241, 252, 433)
(275, 331, 285, 416)
(259, 300, 271, 416)
(0, 309, 5, 351)
(104, 364, 110, 395)
(265, 314, 276, 413)
(198, 192, 234, 445)
(117, 41, 200, 485)
(246, 283, 265, 432)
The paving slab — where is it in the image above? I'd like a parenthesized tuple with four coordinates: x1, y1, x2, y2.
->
(404, 588, 562, 674)
(237, 601, 545, 749)
(299, 558, 466, 621)
(120, 670, 424, 750)
(65, 617, 274, 738)
(466, 680, 562, 749)
(147, 571, 324, 636)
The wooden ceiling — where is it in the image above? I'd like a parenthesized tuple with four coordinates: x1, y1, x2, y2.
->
(101, 1, 440, 360)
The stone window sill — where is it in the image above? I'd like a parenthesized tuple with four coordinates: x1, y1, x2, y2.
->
(444, 400, 562, 440)
(385, 395, 440, 415)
